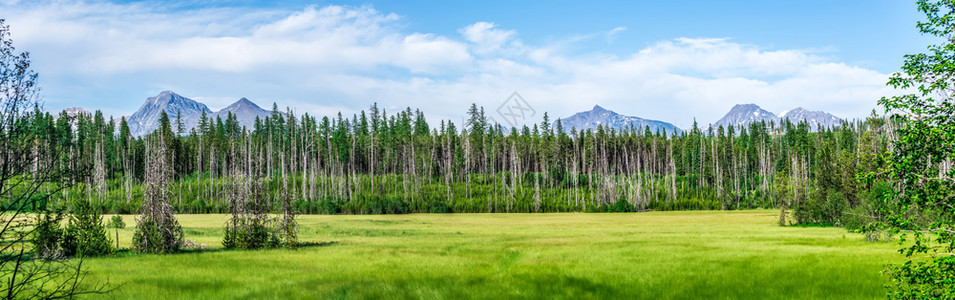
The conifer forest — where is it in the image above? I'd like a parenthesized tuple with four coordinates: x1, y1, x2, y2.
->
(24, 103, 895, 227)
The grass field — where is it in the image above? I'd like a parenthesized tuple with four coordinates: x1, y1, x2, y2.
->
(81, 211, 900, 299)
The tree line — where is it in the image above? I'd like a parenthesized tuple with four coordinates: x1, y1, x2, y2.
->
(10, 99, 898, 226)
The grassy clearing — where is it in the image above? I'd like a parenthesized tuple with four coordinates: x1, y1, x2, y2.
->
(84, 211, 899, 299)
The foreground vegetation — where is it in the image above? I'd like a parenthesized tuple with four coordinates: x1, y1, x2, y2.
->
(81, 211, 898, 299)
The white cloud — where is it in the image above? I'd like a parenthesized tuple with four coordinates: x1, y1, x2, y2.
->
(606, 26, 626, 43)
(460, 21, 522, 55)
(5, 3, 470, 74)
(1, 1, 896, 129)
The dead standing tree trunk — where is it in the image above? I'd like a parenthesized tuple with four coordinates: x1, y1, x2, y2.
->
(132, 130, 183, 254)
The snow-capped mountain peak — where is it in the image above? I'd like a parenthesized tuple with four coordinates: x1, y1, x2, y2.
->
(778, 107, 841, 129)
(127, 91, 212, 136)
(710, 104, 842, 131)
(210, 97, 271, 130)
(710, 103, 777, 129)
(561, 105, 682, 134)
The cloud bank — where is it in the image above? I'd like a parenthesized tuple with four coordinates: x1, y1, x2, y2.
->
(1, 1, 896, 128)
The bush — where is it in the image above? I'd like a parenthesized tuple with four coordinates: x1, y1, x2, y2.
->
(109, 200, 135, 214)
(429, 201, 451, 213)
(132, 217, 183, 254)
(62, 200, 113, 257)
(317, 198, 341, 215)
(32, 211, 66, 260)
(612, 198, 636, 212)
(794, 189, 848, 226)
(223, 218, 274, 250)
(383, 197, 409, 214)
(586, 203, 610, 213)
(822, 190, 848, 226)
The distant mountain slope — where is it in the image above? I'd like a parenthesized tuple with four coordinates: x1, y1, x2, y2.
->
(778, 108, 842, 129)
(210, 97, 272, 130)
(127, 91, 212, 136)
(560, 105, 682, 134)
(61, 107, 89, 118)
(51, 107, 90, 130)
(709, 103, 842, 131)
(710, 104, 778, 130)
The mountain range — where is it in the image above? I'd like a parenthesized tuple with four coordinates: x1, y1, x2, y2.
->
(709, 104, 842, 131)
(126, 91, 270, 136)
(559, 105, 682, 134)
(60, 91, 843, 136)
(776, 107, 842, 129)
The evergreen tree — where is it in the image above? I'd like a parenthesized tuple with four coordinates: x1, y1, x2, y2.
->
(62, 200, 113, 257)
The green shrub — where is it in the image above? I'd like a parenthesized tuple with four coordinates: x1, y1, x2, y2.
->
(794, 189, 848, 226)
(612, 198, 635, 212)
(318, 198, 341, 215)
(586, 203, 610, 213)
(223, 218, 274, 250)
(429, 201, 451, 213)
(62, 200, 113, 257)
(32, 211, 66, 260)
(132, 218, 183, 254)
(383, 197, 409, 214)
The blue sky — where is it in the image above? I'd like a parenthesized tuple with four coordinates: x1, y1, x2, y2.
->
(0, 0, 930, 128)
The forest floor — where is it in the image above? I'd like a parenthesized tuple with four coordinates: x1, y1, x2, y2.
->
(82, 210, 899, 299)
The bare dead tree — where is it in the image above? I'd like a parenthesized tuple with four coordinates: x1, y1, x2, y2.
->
(132, 119, 183, 254)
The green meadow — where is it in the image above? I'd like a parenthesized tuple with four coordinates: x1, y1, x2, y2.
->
(83, 210, 899, 299)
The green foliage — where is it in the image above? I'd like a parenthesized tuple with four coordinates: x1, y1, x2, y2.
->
(223, 218, 276, 250)
(843, 182, 894, 238)
(877, 0, 955, 297)
(131, 218, 183, 254)
(357, 195, 409, 214)
(32, 211, 66, 260)
(317, 197, 341, 214)
(612, 198, 636, 212)
(885, 255, 955, 299)
(586, 203, 609, 213)
(794, 189, 847, 226)
(109, 215, 126, 229)
(429, 200, 451, 213)
(61, 200, 113, 257)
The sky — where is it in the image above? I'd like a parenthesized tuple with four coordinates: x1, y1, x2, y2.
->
(0, 0, 933, 129)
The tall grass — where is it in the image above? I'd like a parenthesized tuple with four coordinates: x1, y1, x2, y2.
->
(82, 210, 897, 299)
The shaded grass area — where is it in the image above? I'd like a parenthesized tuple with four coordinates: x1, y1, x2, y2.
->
(84, 211, 898, 299)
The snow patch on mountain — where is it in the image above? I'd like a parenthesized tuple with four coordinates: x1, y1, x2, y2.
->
(708, 104, 842, 131)
(560, 105, 682, 134)
(127, 91, 212, 136)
